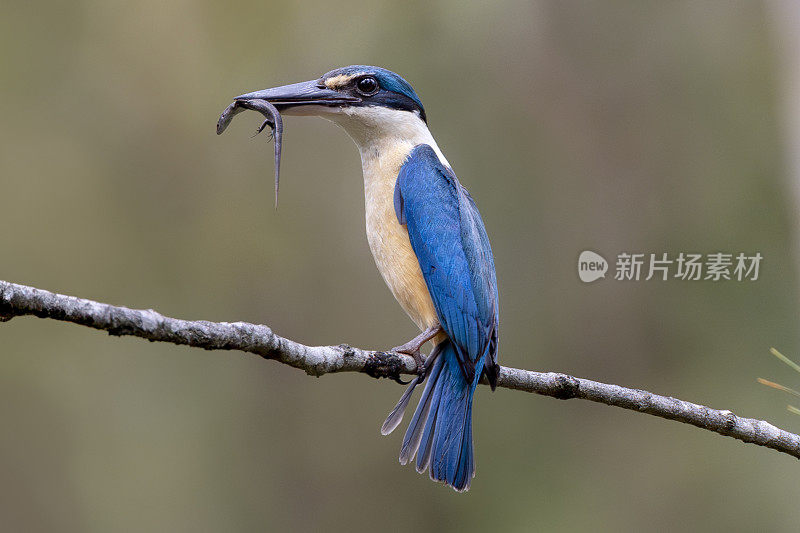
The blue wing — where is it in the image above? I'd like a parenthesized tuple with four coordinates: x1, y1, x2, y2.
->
(394, 144, 499, 386)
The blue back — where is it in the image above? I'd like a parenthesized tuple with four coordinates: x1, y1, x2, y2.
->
(394, 144, 499, 384)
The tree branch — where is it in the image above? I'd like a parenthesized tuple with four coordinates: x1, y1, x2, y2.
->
(1, 279, 799, 461)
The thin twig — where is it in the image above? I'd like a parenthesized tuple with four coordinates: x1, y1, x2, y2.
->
(1, 279, 799, 460)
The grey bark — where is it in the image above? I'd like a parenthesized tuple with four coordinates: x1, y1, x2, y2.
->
(1, 279, 798, 461)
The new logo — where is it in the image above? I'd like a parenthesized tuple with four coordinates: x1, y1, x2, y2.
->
(578, 251, 608, 283)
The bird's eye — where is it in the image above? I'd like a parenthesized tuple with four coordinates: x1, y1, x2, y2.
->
(356, 76, 379, 96)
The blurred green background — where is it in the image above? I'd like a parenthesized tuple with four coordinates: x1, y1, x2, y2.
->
(3, 1, 800, 531)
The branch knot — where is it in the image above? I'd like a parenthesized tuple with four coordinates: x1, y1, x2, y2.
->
(364, 351, 409, 382)
(550, 373, 580, 400)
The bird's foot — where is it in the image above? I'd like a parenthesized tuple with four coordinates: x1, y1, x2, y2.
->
(392, 343, 425, 364)
(389, 345, 423, 384)
(391, 324, 443, 376)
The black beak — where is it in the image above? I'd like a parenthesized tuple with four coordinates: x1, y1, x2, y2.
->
(233, 79, 360, 109)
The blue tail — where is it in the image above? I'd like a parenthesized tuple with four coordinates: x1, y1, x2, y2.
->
(398, 339, 478, 492)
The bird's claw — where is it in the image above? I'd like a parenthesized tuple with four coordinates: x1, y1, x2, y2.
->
(392, 345, 426, 377)
(389, 324, 442, 374)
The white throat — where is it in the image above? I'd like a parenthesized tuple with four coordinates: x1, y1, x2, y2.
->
(324, 106, 450, 168)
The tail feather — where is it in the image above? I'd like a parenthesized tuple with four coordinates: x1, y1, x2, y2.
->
(431, 378, 471, 488)
(399, 354, 444, 463)
(391, 339, 478, 492)
(453, 402, 474, 489)
(381, 375, 420, 436)
(416, 413, 436, 474)
(385, 343, 444, 438)
(415, 375, 443, 473)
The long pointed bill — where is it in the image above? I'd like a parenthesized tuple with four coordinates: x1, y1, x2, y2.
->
(233, 79, 360, 107)
(217, 80, 360, 208)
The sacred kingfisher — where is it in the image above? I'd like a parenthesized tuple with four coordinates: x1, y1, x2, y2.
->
(221, 66, 499, 492)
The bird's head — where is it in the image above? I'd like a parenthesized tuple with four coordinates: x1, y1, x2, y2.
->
(233, 65, 428, 147)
